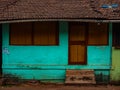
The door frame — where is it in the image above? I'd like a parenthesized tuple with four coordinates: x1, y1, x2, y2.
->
(68, 22, 88, 65)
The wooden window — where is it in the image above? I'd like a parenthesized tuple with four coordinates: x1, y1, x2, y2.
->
(112, 23, 120, 49)
(10, 23, 32, 45)
(88, 23, 108, 45)
(10, 22, 58, 45)
(34, 22, 58, 45)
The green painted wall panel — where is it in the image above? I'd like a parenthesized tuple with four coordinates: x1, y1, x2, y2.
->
(111, 48, 120, 81)
(2, 22, 112, 83)
(110, 23, 120, 82)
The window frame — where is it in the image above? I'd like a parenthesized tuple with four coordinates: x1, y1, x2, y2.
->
(88, 23, 109, 46)
(9, 22, 59, 46)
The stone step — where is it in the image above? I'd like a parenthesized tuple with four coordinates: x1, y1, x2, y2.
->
(65, 70, 96, 84)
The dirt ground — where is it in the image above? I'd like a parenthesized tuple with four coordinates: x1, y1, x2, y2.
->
(0, 83, 120, 90)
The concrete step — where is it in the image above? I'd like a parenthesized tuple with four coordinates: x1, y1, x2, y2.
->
(65, 70, 96, 84)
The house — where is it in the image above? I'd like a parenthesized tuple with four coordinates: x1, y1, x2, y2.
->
(0, 0, 120, 84)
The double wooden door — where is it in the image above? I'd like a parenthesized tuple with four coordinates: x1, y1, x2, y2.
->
(69, 23, 87, 64)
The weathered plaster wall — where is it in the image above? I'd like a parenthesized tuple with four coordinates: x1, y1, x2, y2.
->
(2, 22, 112, 83)
(111, 48, 120, 82)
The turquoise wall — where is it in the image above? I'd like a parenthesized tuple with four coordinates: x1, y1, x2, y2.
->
(2, 22, 112, 83)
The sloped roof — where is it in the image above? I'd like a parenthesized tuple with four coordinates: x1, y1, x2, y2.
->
(91, 0, 120, 20)
(0, 0, 120, 23)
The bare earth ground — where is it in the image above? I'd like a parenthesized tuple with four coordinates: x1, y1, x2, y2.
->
(0, 83, 120, 90)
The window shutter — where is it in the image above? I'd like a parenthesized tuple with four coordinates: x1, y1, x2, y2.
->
(10, 23, 32, 45)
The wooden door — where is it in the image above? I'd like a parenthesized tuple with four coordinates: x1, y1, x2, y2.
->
(69, 22, 87, 64)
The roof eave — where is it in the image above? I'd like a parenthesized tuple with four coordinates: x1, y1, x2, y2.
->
(1, 18, 120, 24)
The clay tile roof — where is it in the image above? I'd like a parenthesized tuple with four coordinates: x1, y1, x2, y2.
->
(0, 0, 120, 22)
(91, 0, 120, 19)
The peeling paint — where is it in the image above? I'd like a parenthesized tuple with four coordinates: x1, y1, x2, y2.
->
(3, 47, 9, 55)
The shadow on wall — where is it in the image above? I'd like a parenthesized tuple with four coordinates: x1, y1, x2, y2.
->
(95, 69, 110, 84)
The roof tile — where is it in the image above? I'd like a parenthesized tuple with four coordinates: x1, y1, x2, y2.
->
(0, 0, 120, 22)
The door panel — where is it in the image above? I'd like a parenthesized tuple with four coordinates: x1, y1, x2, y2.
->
(70, 24, 86, 41)
(77, 45, 86, 63)
(70, 45, 78, 63)
(69, 22, 87, 64)
(70, 45, 86, 63)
